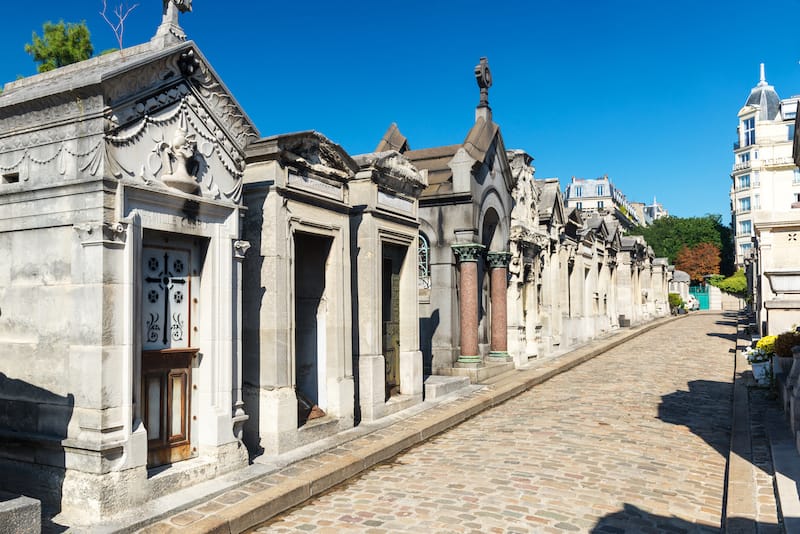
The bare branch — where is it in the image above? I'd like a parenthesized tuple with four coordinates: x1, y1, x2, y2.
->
(99, 0, 140, 51)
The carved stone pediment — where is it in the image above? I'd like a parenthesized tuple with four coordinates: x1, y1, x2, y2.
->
(0, 41, 258, 201)
(355, 150, 427, 197)
(276, 132, 358, 181)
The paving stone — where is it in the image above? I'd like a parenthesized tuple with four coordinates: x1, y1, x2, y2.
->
(248, 314, 748, 532)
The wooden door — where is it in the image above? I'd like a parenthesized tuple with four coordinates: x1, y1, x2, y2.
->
(141, 246, 195, 467)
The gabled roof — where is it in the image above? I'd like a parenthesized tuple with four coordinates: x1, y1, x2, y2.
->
(376, 123, 409, 153)
(537, 179, 565, 226)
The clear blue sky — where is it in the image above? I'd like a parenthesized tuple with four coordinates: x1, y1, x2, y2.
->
(3, 1, 800, 224)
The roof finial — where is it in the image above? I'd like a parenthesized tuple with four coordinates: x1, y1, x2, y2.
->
(474, 57, 492, 109)
(759, 63, 767, 86)
(153, 0, 192, 46)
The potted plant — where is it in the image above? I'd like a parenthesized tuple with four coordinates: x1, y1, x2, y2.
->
(744, 345, 772, 386)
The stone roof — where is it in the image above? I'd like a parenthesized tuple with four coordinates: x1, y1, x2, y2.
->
(375, 123, 409, 153)
(744, 64, 781, 121)
(672, 270, 691, 283)
(403, 144, 461, 196)
(537, 179, 562, 221)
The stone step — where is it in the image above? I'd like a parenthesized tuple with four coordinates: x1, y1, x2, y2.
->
(423, 375, 470, 400)
(0, 491, 40, 534)
(437, 361, 517, 384)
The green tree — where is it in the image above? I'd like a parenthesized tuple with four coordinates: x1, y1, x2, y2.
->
(709, 268, 747, 298)
(628, 214, 734, 275)
(25, 20, 94, 73)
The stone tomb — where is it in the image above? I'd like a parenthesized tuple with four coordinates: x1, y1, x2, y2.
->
(350, 150, 427, 420)
(242, 132, 358, 455)
(0, 28, 256, 523)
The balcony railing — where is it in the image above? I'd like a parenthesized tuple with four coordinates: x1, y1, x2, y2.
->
(762, 156, 795, 168)
(732, 161, 751, 172)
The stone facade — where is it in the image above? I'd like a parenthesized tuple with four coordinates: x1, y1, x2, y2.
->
(0, 10, 255, 524)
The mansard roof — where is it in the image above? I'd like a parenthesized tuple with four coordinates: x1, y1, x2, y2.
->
(740, 64, 780, 121)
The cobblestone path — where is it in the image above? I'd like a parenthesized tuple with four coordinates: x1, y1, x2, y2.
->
(254, 313, 736, 533)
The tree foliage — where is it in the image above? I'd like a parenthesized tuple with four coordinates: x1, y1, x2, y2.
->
(25, 20, 94, 73)
(627, 215, 734, 275)
(709, 268, 747, 298)
(675, 242, 720, 283)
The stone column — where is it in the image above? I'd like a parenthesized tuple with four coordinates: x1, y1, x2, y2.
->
(487, 251, 512, 360)
(452, 244, 485, 366)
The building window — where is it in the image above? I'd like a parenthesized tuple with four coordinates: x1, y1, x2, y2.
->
(573, 186, 583, 197)
(596, 185, 604, 196)
(418, 234, 431, 290)
(795, 193, 800, 204)
(741, 242, 752, 254)
(739, 197, 751, 212)
(738, 174, 750, 189)
(743, 117, 756, 146)
(790, 124, 796, 142)
(739, 220, 752, 236)
(597, 200, 604, 209)
(754, 194, 760, 209)
(576, 202, 583, 210)
(794, 169, 800, 184)
(739, 152, 751, 164)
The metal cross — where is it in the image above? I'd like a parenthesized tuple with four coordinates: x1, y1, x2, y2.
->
(145, 252, 186, 345)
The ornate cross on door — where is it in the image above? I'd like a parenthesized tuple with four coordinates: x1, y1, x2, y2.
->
(143, 248, 190, 350)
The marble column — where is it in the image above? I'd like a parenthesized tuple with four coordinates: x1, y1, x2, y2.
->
(487, 251, 511, 360)
(452, 244, 485, 365)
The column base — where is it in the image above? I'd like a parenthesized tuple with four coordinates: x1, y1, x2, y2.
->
(488, 351, 511, 362)
(455, 354, 482, 368)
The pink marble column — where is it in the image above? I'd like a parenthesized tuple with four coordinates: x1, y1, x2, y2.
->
(452, 244, 485, 365)
(487, 251, 511, 359)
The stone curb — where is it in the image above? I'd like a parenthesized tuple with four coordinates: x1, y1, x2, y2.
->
(133, 314, 684, 533)
(724, 314, 757, 532)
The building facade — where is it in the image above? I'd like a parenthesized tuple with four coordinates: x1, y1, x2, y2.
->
(731, 64, 800, 267)
(564, 175, 643, 229)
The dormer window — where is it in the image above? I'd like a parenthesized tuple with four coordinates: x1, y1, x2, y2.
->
(574, 186, 582, 197)
(596, 185, 604, 196)
(743, 117, 756, 146)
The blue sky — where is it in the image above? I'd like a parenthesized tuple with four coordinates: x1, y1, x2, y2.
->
(3, 1, 800, 223)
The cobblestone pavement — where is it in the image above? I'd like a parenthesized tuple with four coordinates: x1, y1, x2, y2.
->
(254, 314, 737, 533)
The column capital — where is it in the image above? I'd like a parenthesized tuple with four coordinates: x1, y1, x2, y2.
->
(486, 251, 512, 269)
(452, 243, 486, 263)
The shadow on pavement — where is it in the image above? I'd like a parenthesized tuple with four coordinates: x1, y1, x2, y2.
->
(591, 502, 778, 533)
(706, 331, 738, 342)
(657, 380, 732, 458)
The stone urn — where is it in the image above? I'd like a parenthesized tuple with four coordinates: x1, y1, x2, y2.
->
(751, 359, 772, 387)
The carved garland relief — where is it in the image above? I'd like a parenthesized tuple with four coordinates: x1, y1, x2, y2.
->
(0, 48, 257, 203)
